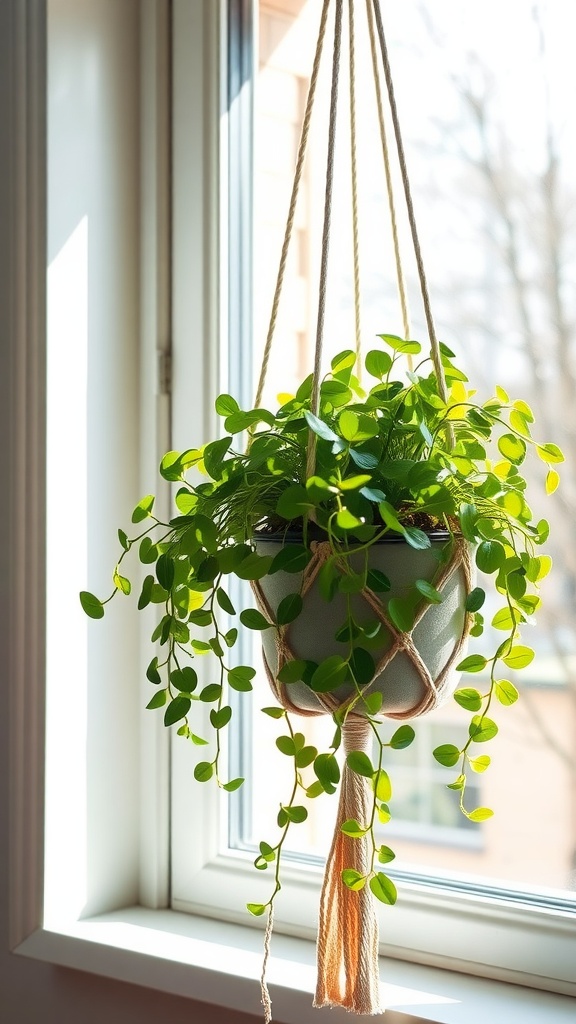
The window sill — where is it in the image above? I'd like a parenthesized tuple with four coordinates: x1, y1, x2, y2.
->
(15, 907, 576, 1024)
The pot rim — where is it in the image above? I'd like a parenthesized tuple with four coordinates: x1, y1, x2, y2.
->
(253, 529, 452, 545)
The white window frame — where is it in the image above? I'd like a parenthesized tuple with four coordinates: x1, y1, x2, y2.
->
(4, 2, 575, 1022)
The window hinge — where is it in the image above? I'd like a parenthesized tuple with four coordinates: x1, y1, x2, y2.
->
(157, 350, 172, 396)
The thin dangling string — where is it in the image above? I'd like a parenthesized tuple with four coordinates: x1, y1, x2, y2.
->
(371, 0, 449, 406)
(365, 0, 411, 352)
(252, 0, 331, 414)
(305, 0, 344, 482)
(348, 0, 362, 368)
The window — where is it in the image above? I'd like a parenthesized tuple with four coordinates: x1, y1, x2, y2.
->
(173, 0, 576, 994)
(8, 2, 575, 1019)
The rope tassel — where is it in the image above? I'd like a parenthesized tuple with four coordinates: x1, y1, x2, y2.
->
(315, 716, 382, 1015)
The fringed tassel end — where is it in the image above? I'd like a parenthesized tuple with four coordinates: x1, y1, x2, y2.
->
(314, 716, 382, 1015)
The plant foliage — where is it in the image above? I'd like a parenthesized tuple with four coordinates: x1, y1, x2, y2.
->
(81, 333, 562, 916)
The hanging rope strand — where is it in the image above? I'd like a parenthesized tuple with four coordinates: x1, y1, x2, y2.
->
(253, 0, 331, 412)
(365, 0, 411, 346)
(306, 0, 344, 480)
(348, 0, 362, 367)
(371, 0, 448, 403)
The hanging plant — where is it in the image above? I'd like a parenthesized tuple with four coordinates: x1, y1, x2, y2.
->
(80, 335, 562, 1010)
(80, 0, 563, 1018)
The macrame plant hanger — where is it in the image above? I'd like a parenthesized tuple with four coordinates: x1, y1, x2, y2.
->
(251, 0, 461, 1018)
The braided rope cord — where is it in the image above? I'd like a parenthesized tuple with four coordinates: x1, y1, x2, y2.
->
(305, 0, 345, 481)
(348, 0, 362, 367)
(252, 0, 331, 414)
(371, 0, 448, 403)
(365, 0, 411, 353)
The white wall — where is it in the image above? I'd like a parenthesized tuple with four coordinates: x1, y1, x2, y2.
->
(0, 1, 259, 1020)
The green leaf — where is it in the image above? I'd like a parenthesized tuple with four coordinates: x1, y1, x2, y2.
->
(170, 667, 198, 693)
(222, 777, 244, 792)
(340, 818, 369, 838)
(269, 544, 311, 574)
(467, 806, 494, 822)
(276, 484, 313, 521)
(377, 803, 392, 824)
(415, 579, 444, 604)
(346, 750, 374, 778)
(276, 593, 303, 625)
(175, 488, 198, 515)
(146, 657, 161, 685)
(131, 494, 155, 523)
(210, 705, 232, 729)
(304, 410, 340, 442)
(276, 735, 296, 757)
(164, 695, 191, 726)
(338, 410, 360, 441)
(388, 596, 415, 633)
(216, 587, 236, 615)
(342, 869, 367, 891)
(545, 469, 560, 494)
(447, 774, 466, 791)
(203, 437, 232, 479)
(502, 645, 534, 670)
(194, 761, 214, 782)
(363, 692, 383, 716)
(285, 805, 308, 823)
(456, 654, 487, 673)
(310, 655, 348, 692)
(139, 536, 159, 564)
(349, 647, 375, 686)
(378, 333, 421, 355)
(215, 393, 239, 417)
(377, 845, 396, 864)
(277, 659, 307, 685)
(491, 606, 519, 631)
(465, 587, 485, 612)
(113, 570, 131, 595)
(261, 706, 286, 720)
(433, 744, 461, 767)
(336, 508, 363, 530)
(156, 553, 175, 591)
(79, 591, 104, 619)
(228, 666, 255, 692)
(160, 451, 184, 481)
(468, 754, 491, 773)
(239, 608, 272, 630)
(536, 442, 564, 464)
(373, 769, 392, 802)
(469, 715, 498, 742)
(498, 433, 526, 464)
(458, 502, 478, 542)
(199, 683, 222, 702)
(349, 447, 379, 469)
(454, 688, 483, 711)
(235, 553, 273, 581)
(137, 575, 154, 610)
(365, 349, 393, 379)
(295, 745, 317, 769)
(389, 725, 415, 749)
(246, 903, 267, 917)
(314, 753, 340, 793)
(146, 689, 168, 710)
(495, 679, 519, 706)
(369, 872, 397, 905)
(476, 540, 506, 574)
(367, 571, 391, 598)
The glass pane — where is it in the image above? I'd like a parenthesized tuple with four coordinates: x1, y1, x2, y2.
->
(232, 0, 576, 903)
